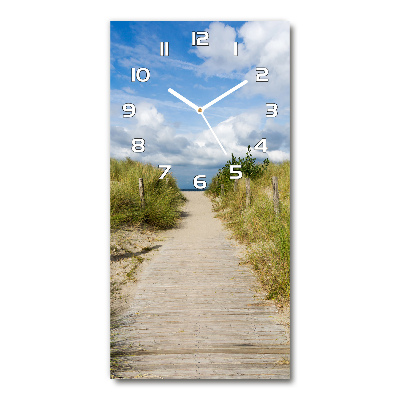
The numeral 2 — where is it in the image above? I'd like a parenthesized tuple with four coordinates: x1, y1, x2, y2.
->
(256, 67, 269, 82)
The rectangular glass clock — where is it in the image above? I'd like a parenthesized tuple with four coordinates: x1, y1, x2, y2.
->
(110, 21, 290, 379)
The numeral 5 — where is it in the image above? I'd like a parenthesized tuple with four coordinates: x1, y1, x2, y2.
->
(230, 165, 242, 179)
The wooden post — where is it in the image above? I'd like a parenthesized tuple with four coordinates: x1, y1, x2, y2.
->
(234, 179, 238, 193)
(221, 184, 224, 196)
(272, 176, 279, 214)
(139, 178, 145, 208)
(245, 177, 251, 207)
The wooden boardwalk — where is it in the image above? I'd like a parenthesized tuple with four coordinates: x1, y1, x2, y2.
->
(111, 192, 290, 379)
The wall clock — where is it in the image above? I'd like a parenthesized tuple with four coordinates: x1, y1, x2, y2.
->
(110, 20, 291, 380)
(110, 21, 290, 189)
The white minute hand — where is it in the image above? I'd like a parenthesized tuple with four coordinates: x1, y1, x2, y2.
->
(202, 80, 248, 111)
(168, 88, 199, 111)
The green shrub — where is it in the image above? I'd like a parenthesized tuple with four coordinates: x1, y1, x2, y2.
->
(110, 158, 185, 229)
(207, 158, 290, 304)
(207, 146, 269, 196)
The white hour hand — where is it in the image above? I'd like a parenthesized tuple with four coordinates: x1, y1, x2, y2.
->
(202, 80, 248, 111)
(168, 88, 199, 111)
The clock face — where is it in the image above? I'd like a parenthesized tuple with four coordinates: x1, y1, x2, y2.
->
(110, 21, 290, 189)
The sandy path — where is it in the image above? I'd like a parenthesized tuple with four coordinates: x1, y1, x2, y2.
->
(111, 191, 290, 379)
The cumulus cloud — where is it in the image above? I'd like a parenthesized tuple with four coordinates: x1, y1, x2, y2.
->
(266, 150, 290, 163)
(135, 103, 164, 128)
(193, 21, 290, 104)
(111, 99, 290, 168)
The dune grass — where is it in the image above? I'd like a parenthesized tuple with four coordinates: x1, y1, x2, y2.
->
(207, 161, 290, 304)
(110, 158, 185, 229)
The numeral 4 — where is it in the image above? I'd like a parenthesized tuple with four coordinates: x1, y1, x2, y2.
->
(254, 138, 268, 153)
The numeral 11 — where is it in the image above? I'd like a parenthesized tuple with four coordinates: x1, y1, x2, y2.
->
(160, 42, 169, 56)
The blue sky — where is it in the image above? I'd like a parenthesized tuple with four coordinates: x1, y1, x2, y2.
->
(110, 21, 290, 189)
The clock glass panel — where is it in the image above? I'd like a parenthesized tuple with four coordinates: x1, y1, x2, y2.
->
(110, 20, 290, 379)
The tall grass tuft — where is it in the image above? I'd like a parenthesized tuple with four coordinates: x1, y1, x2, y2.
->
(110, 158, 185, 229)
(207, 161, 290, 304)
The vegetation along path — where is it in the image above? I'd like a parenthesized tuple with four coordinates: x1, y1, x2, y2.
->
(111, 191, 290, 379)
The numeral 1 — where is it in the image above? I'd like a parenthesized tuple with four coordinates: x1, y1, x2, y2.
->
(192, 31, 209, 46)
(234, 42, 238, 56)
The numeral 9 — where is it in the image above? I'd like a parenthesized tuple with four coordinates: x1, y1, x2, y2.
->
(122, 103, 136, 118)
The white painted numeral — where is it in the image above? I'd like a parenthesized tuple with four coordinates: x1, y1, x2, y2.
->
(193, 175, 207, 189)
(122, 103, 136, 118)
(131, 68, 150, 82)
(158, 165, 171, 179)
(266, 103, 278, 118)
(160, 42, 169, 56)
(192, 31, 209, 46)
(256, 67, 269, 82)
(230, 165, 242, 179)
(132, 138, 145, 153)
(234, 42, 238, 56)
(254, 138, 268, 153)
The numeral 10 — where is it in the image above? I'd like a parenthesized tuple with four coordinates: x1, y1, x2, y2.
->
(131, 68, 150, 82)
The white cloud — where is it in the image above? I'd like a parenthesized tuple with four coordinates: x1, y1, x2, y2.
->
(111, 99, 289, 168)
(192, 21, 290, 103)
(194, 22, 239, 75)
(135, 102, 164, 128)
(266, 150, 290, 163)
